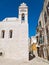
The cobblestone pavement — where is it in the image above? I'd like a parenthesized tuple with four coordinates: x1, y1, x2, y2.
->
(0, 57, 49, 65)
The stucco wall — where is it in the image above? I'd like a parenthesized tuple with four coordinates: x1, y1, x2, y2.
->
(0, 21, 28, 61)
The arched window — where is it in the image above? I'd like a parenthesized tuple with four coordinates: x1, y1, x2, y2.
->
(9, 30, 13, 38)
(22, 13, 25, 21)
(2, 30, 5, 38)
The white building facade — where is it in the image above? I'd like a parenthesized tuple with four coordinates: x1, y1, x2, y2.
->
(0, 3, 29, 61)
(36, 0, 49, 46)
(36, 0, 49, 60)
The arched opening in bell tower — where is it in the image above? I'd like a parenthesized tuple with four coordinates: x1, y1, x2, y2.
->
(22, 13, 25, 21)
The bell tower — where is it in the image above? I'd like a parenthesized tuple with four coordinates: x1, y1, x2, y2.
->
(19, 3, 28, 23)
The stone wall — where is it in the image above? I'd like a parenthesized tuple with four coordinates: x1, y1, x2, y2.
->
(0, 21, 29, 61)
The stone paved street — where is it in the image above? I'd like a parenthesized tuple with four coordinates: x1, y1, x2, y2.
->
(0, 57, 49, 65)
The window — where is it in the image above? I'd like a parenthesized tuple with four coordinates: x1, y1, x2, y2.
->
(2, 30, 5, 38)
(46, 2, 49, 15)
(9, 30, 12, 38)
(39, 32, 43, 44)
(39, 36, 43, 44)
(39, 21, 41, 27)
(36, 36, 38, 42)
(0, 52, 3, 56)
(46, 27, 48, 34)
(42, 36, 44, 43)
(48, 30, 49, 43)
(22, 13, 25, 21)
(46, 28, 49, 42)
(44, 12, 47, 23)
(39, 35, 44, 44)
(40, 37, 42, 43)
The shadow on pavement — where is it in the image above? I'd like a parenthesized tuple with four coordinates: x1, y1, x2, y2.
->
(29, 52, 35, 60)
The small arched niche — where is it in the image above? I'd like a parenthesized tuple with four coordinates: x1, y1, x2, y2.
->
(9, 30, 13, 38)
(2, 30, 5, 38)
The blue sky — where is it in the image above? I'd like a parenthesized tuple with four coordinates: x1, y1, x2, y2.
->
(0, 0, 44, 37)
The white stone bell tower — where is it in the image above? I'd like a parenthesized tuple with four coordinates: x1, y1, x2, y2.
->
(19, 3, 28, 23)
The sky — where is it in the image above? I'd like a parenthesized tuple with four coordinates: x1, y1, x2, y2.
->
(0, 0, 44, 37)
